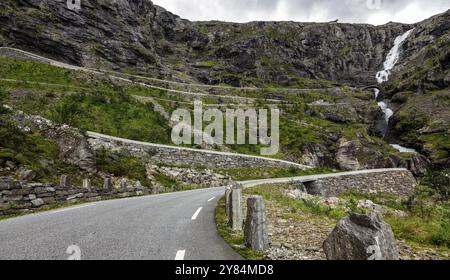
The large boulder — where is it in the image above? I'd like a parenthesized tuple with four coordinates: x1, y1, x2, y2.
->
(323, 213, 399, 260)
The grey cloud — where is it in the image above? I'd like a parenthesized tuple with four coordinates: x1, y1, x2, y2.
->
(152, 0, 450, 24)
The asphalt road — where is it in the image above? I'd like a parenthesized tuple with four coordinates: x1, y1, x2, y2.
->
(0, 187, 241, 260)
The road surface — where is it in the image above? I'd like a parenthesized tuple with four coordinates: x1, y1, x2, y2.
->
(0, 187, 241, 260)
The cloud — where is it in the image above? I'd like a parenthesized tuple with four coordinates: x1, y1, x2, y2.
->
(151, 0, 450, 25)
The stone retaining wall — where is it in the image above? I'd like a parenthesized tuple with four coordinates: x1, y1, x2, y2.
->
(87, 132, 308, 169)
(0, 177, 148, 216)
(306, 170, 417, 197)
(243, 169, 418, 198)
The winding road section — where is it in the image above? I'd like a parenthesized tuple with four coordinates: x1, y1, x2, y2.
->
(0, 187, 241, 260)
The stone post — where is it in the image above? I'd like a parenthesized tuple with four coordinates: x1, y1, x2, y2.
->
(60, 175, 71, 188)
(82, 179, 91, 192)
(244, 196, 269, 251)
(151, 182, 160, 194)
(228, 184, 243, 231)
(119, 178, 128, 192)
(224, 187, 232, 217)
(103, 178, 112, 192)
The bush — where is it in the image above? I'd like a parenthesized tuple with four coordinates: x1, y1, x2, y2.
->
(95, 149, 150, 186)
(423, 169, 450, 200)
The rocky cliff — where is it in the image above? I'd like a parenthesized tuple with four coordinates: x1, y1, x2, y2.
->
(0, 0, 414, 87)
(0, 0, 448, 171)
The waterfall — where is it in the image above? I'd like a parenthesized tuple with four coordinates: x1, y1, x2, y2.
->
(374, 29, 417, 153)
(378, 101, 394, 123)
(376, 29, 415, 84)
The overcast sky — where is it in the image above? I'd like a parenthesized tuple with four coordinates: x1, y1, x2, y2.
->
(151, 0, 450, 25)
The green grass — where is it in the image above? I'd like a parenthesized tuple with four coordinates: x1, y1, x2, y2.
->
(341, 187, 450, 249)
(244, 184, 347, 220)
(245, 183, 450, 251)
(215, 197, 265, 260)
(9, 89, 171, 144)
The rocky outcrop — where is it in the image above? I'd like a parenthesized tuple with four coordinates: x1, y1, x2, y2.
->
(13, 112, 97, 173)
(323, 213, 399, 260)
(336, 138, 361, 171)
(0, 0, 418, 87)
(299, 143, 335, 168)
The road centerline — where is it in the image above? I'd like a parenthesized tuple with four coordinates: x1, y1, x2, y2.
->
(175, 250, 186, 260)
(191, 207, 203, 220)
(207, 196, 215, 202)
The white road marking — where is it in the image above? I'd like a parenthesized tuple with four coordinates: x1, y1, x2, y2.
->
(175, 250, 186, 260)
(207, 196, 215, 202)
(191, 207, 203, 220)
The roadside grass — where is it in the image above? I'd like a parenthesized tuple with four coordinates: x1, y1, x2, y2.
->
(215, 197, 265, 260)
(341, 188, 450, 249)
(243, 184, 347, 220)
(245, 183, 450, 252)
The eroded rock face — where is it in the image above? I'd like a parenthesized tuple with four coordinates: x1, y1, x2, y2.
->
(299, 143, 335, 168)
(323, 213, 399, 260)
(13, 113, 96, 173)
(336, 138, 361, 171)
(0, 0, 417, 86)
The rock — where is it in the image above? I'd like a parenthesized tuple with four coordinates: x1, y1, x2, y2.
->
(31, 198, 45, 207)
(357, 200, 384, 213)
(244, 196, 269, 251)
(119, 178, 128, 192)
(67, 193, 84, 201)
(82, 179, 91, 191)
(336, 139, 361, 171)
(13, 113, 96, 173)
(103, 178, 112, 192)
(155, 166, 229, 186)
(5, 161, 16, 170)
(0, 177, 21, 190)
(299, 143, 335, 168)
(60, 175, 71, 188)
(18, 169, 36, 182)
(407, 154, 431, 176)
(323, 213, 399, 260)
(304, 180, 324, 196)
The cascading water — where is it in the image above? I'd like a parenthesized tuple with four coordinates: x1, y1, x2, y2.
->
(376, 29, 415, 84)
(374, 29, 417, 153)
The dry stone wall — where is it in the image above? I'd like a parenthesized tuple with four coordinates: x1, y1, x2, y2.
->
(304, 169, 417, 197)
(87, 132, 308, 169)
(0, 176, 148, 216)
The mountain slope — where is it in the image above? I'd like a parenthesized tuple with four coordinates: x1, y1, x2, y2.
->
(0, 0, 411, 86)
(0, 0, 448, 172)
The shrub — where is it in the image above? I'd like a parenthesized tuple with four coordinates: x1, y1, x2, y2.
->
(423, 169, 450, 200)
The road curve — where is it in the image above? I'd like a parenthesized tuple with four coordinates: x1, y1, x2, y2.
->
(0, 187, 241, 260)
